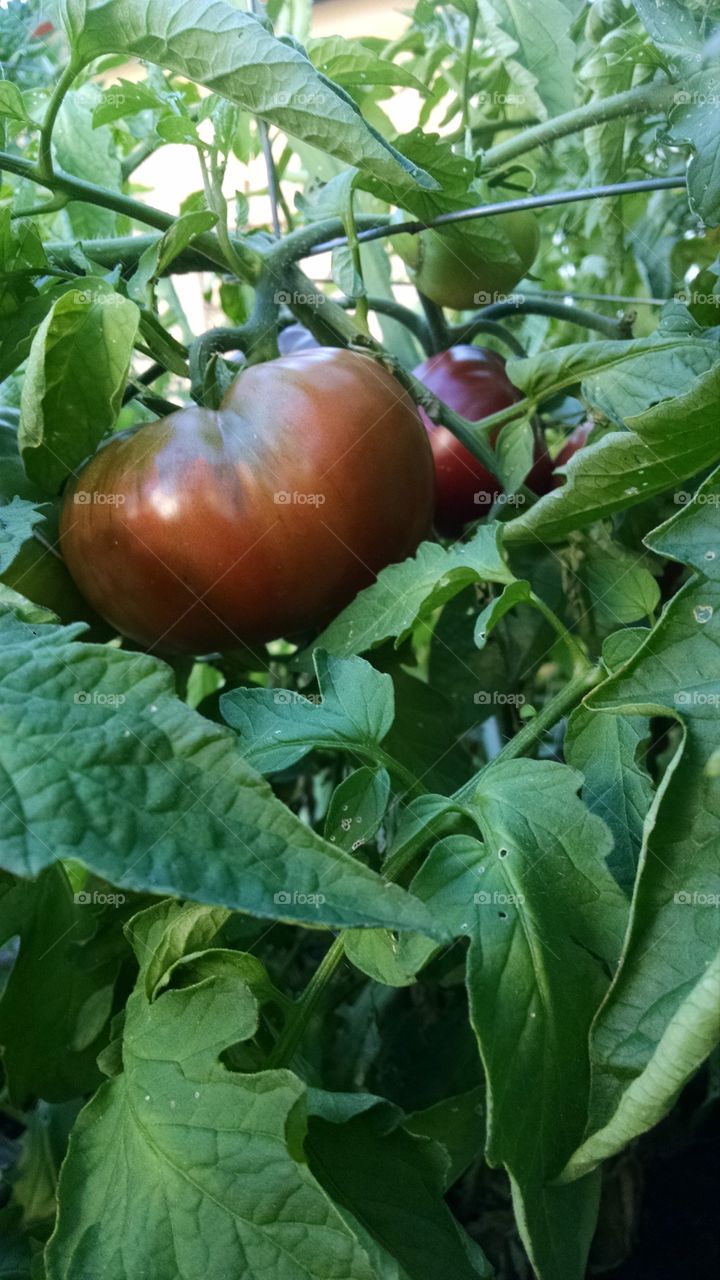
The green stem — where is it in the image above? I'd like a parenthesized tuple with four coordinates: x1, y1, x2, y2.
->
(36, 60, 79, 180)
(462, 6, 479, 159)
(343, 180, 369, 332)
(267, 936, 346, 1069)
(483, 80, 678, 170)
(418, 294, 450, 354)
(449, 317, 526, 357)
(470, 297, 632, 340)
(336, 295, 432, 351)
(456, 663, 602, 801)
(529, 593, 590, 671)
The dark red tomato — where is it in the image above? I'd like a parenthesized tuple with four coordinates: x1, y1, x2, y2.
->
(553, 420, 594, 483)
(60, 349, 435, 653)
(413, 345, 551, 535)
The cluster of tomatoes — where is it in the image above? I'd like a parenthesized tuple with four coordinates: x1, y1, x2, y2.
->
(58, 222, 592, 654)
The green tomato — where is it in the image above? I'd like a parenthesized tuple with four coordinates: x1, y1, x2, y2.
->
(395, 210, 539, 311)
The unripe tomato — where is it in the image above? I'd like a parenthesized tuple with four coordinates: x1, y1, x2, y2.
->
(413, 345, 551, 535)
(553, 420, 594, 483)
(60, 349, 435, 653)
(396, 211, 539, 311)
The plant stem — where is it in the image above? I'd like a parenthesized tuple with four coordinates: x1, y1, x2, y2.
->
(336, 295, 432, 350)
(483, 80, 678, 170)
(455, 663, 603, 802)
(36, 60, 79, 179)
(467, 296, 633, 339)
(305, 178, 686, 256)
(418, 294, 450, 354)
(529, 593, 590, 671)
(449, 317, 526, 357)
(267, 936, 346, 1068)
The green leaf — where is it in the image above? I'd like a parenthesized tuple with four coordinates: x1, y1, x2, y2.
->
(53, 85, 123, 238)
(507, 360, 720, 544)
(66, 0, 436, 194)
(307, 35, 428, 93)
(324, 766, 391, 853)
(310, 525, 513, 658)
(306, 1108, 492, 1280)
(631, 0, 703, 72)
(221, 650, 395, 774)
(670, 69, 720, 225)
(564, 469, 720, 1175)
(473, 579, 532, 648)
(493, 414, 534, 493)
(0, 612, 441, 936)
(129, 209, 218, 300)
(0, 865, 125, 1105)
(0, 82, 31, 124)
(92, 78, 167, 127)
(406, 759, 629, 1278)
(583, 545, 661, 626)
(12, 1101, 81, 1232)
(565, 630, 653, 893)
(0, 426, 44, 505)
(477, 0, 578, 119)
(0, 498, 45, 574)
(46, 904, 380, 1280)
(18, 280, 140, 494)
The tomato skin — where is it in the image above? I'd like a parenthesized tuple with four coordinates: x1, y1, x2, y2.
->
(552, 421, 594, 483)
(397, 211, 539, 311)
(60, 349, 435, 653)
(413, 345, 551, 534)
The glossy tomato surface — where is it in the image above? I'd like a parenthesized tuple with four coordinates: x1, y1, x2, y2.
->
(413, 346, 518, 533)
(60, 349, 435, 653)
(414, 345, 554, 534)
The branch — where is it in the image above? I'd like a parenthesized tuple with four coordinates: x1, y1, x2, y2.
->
(483, 80, 679, 170)
(456, 297, 632, 340)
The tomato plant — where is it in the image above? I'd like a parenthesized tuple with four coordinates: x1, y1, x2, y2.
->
(0, 2, 718, 1280)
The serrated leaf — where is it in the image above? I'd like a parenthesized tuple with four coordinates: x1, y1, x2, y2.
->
(310, 525, 513, 658)
(19, 280, 140, 494)
(54, 85, 123, 238)
(473, 579, 532, 648)
(477, 0, 577, 119)
(0, 82, 31, 124)
(92, 78, 166, 127)
(670, 68, 720, 225)
(563, 472, 720, 1176)
(129, 209, 217, 300)
(583, 546, 661, 626)
(66, 0, 435, 195)
(221, 650, 394, 774)
(0, 498, 45, 574)
(307, 35, 428, 93)
(631, 0, 703, 72)
(506, 360, 720, 545)
(46, 904, 379, 1280)
(0, 612, 440, 936)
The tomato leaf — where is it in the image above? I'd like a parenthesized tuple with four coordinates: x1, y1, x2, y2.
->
(310, 525, 513, 658)
(0, 612, 441, 937)
(221, 650, 395, 774)
(0, 497, 45, 574)
(19, 280, 140, 494)
(563, 467, 720, 1177)
(45, 903, 380, 1280)
(324, 766, 391, 853)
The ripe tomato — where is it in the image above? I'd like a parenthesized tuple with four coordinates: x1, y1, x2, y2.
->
(553, 421, 594, 482)
(413, 345, 551, 535)
(396, 211, 539, 311)
(60, 349, 435, 653)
